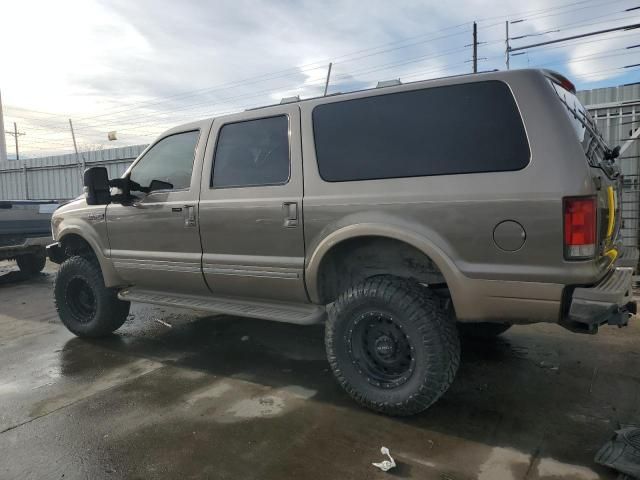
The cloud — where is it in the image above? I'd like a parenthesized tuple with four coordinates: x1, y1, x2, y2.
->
(1, 0, 637, 156)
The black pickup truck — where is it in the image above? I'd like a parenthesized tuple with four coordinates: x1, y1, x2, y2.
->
(0, 200, 58, 274)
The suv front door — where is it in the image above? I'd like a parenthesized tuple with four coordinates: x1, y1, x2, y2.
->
(199, 105, 307, 302)
(106, 124, 211, 294)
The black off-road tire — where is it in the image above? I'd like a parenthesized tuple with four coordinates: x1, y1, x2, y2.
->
(325, 276, 460, 416)
(458, 322, 512, 339)
(54, 256, 130, 337)
(16, 250, 47, 274)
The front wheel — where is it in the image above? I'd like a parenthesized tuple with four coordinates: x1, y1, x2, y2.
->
(54, 256, 130, 337)
(325, 276, 460, 416)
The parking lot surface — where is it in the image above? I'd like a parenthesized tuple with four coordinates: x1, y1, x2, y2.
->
(1, 261, 639, 479)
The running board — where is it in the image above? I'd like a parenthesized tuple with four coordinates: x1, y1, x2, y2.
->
(117, 288, 326, 325)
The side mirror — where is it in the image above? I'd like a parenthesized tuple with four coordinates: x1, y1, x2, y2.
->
(83, 167, 111, 205)
(149, 179, 173, 192)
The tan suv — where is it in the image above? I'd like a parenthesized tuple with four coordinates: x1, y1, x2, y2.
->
(48, 69, 637, 415)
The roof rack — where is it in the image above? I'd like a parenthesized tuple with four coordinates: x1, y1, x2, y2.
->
(376, 79, 402, 88)
(241, 69, 510, 114)
(280, 95, 300, 104)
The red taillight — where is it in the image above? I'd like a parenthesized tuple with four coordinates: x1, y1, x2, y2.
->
(564, 197, 596, 259)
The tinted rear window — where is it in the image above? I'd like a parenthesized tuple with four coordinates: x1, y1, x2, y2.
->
(313, 80, 530, 182)
(549, 80, 607, 168)
(212, 115, 290, 188)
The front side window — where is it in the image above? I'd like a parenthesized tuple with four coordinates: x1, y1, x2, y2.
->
(129, 130, 200, 190)
(212, 115, 289, 188)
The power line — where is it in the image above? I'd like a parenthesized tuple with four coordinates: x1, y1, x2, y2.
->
(16, 42, 477, 135)
(9, 0, 638, 155)
(6, 0, 623, 125)
(478, 0, 622, 24)
(507, 0, 628, 23)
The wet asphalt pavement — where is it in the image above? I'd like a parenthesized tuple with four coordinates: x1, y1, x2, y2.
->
(1, 261, 639, 479)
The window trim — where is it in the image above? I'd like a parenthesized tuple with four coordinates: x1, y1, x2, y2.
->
(311, 79, 531, 183)
(127, 129, 201, 193)
(210, 114, 291, 190)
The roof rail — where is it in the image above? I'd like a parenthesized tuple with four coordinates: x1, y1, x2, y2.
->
(376, 79, 402, 88)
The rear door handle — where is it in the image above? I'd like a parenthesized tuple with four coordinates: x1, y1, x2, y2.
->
(184, 204, 196, 227)
(283, 202, 298, 228)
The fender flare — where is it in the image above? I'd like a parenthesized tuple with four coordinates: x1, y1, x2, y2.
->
(305, 223, 464, 305)
(57, 226, 125, 288)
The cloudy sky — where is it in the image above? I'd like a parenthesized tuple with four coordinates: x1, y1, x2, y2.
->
(1, 0, 638, 157)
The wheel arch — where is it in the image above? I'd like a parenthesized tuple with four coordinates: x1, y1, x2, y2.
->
(57, 228, 125, 287)
(306, 223, 463, 306)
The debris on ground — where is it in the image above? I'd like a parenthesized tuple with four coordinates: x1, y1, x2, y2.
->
(154, 319, 172, 328)
(241, 335, 250, 341)
(372, 446, 396, 472)
(595, 427, 640, 479)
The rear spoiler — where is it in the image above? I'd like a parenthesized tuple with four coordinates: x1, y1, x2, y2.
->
(542, 69, 576, 94)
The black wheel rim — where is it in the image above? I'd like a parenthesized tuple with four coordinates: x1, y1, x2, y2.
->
(65, 277, 97, 323)
(347, 311, 415, 389)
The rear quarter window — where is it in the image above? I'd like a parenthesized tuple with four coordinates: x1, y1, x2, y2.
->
(312, 80, 530, 182)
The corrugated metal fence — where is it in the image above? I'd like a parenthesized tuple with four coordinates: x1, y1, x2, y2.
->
(0, 145, 147, 201)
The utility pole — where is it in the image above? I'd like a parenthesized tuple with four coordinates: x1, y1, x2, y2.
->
(6, 122, 25, 160)
(0, 90, 7, 162)
(69, 118, 79, 159)
(69, 119, 85, 181)
(323, 62, 333, 96)
(473, 22, 478, 73)
(505, 21, 510, 70)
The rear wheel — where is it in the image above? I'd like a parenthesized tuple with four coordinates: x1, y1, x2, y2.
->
(325, 276, 460, 416)
(16, 250, 46, 275)
(458, 322, 512, 338)
(54, 256, 130, 337)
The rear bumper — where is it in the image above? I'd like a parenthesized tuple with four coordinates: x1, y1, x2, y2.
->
(562, 266, 636, 334)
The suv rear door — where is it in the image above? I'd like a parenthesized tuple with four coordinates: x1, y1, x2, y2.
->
(106, 126, 211, 294)
(549, 77, 623, 265)
(198, 105, 307, 302)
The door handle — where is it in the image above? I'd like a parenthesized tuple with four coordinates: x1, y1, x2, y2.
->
(184, 204, 196, 227)
(283, 202, 298, 228)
